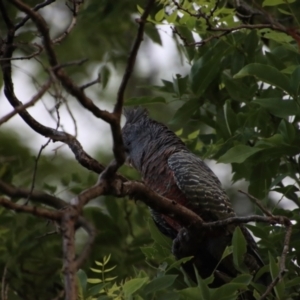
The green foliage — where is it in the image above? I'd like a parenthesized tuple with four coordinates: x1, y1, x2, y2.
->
(1, 0, 300, 299)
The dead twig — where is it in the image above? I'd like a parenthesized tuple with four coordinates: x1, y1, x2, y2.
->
(0, 43, 43, 61)
(52, 0, 83, 44)
(0, 79, 52, 125)
(80, 75, 101, 90)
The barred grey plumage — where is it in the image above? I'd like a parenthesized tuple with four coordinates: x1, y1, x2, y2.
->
(122, 107, 266, 286)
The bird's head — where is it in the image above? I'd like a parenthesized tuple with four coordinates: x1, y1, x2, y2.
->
(122, 106, 187, 172)
(122, 107, 151, 170)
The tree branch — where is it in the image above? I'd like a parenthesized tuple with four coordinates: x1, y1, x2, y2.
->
(0, 78, 52, 125)
(101, 0, 156, 179)
(0, 197, 62, 220)
(11, 0, 112, 123)
(61, 208, 78, 300)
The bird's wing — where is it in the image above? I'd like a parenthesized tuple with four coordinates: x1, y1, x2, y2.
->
(168, 151, 266, 274)
(168, 151, 236, 222)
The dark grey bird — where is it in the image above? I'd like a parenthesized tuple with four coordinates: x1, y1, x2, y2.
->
(122, 107, 267, 287)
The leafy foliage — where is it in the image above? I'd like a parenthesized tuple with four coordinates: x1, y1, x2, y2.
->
(0, 0, 300, 299)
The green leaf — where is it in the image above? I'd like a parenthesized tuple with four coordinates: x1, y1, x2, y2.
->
(248, 161, 274, 199)
(218, 145, 263, 163)
(232, 227, 248, 273)
(246, 225, 269, 240)
(278, 119, 296, 143)
(140, 246, 157, 259)
(277, 8, 292, 15)
(263, 0, 295, 6)
(145, 25, 162, 45)
(192, 265, 213, 297)
(285, 276, 300, 289)
(143, 275, 177, 295)
(211, 283, 244, 300)
(43, 183, 57, 194)
(101, 65, 110, 89)
(155, 9, 165, 22)
(87, 278, 102, 284)
(178, 287, 209, 300)
(71, 172, 81, 183)
(254, 98, 299, 118)
(148, 219, 172, 249)
(123, 277, 149, 297)
(125, 96, 166, 106)
(221, 245, 233, 260)
(167, 256, 193, 271)
(190, 42, 231, 96)
(265, 52, 286, 70)
(190, 57, 219, 97)
(260, 29, 294, 44)
(77, 269, 87, 296)
(234, 63, 293, 95)
(291, 66, 300, 96)
(231, 274, 252, 285)
(187, 130, 200, 140)
(169, 98, 199, 127)
(172, 74, 188, 97)
(222, 73, 251, 102)
(86, 283, 107, 297)
(268, 252, 285, 299)
(166, 11, 177, 23)
(137, 5, 144, 14)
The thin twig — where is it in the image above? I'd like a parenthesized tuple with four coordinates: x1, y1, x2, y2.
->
(0, 43, 43, 61)
(52, 58, 88, 71)
(80, 75, 101, 90)
(52, 0, 82, 44)
(26, 97, 61, 205)
(238, 190, 275, 217)
(0, 79, 52, 125)
(36, 230, 59, 239)
(15, 0, 56, 30)
(171, 0, 300, 47)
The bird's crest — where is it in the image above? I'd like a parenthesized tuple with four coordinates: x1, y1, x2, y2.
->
(123, 106, 148, 124)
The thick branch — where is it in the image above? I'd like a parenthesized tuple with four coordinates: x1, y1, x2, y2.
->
(61, 209, 77, 300)
(0, 180, 67, 209)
